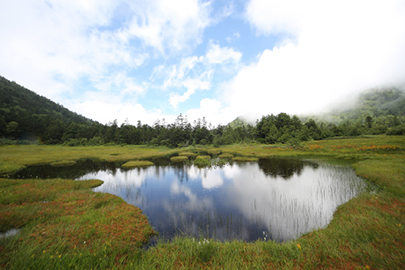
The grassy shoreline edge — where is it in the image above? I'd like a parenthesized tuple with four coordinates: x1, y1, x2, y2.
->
(1, 136, 404, 269)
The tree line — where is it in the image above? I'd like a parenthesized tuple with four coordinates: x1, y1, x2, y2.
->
(1, 75, 404, 146)
(2, 111, 404, 147)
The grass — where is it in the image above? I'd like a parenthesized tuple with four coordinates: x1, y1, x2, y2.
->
(1, 135, 405, 269)
(218, 154, 234, 159)
(121, 160, 154, 168)
(178, 152, 198, 158)
(170, 156, 189, 162)
(0, 179, 155, 269)
(193, 156, 212, 167)
(0, 145, 180, 175)
(232, 156, 259, 162)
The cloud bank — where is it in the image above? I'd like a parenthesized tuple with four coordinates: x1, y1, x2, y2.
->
(223, 0, 405, 121)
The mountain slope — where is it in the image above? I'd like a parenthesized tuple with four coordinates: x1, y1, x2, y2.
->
(303, 88, 405, 124)
(0, 76, 96, 142)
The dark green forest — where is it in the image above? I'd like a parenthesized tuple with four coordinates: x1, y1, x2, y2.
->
(1, 75, 404, 147)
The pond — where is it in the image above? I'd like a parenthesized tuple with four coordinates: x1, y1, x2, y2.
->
(8, 158, 367, 242)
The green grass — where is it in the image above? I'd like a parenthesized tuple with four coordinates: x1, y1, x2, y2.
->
(170, 156, 189, 162)
(232, 156, 259, 162)
(0, 179, 155, 269)
(193, 156, 212, 167)
(122, 160, 154, 168)
(218, 154, 234, 159)
(0, 145, 180, 175)
(1, 135, 405, 269)
(178, 152, 198, 158)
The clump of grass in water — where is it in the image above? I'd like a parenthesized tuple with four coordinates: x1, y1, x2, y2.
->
(193, 156, 211, 167)
(170, 156, 188, 162)
(121, 160, 154, 168)
(232, 156, 259, 162)
(218, 154, 233, 159)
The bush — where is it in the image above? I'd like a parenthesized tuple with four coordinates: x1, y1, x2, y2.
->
(149, 138, 159, 146)
(386, 124, 405, 135)
(287, 138, 302, 148)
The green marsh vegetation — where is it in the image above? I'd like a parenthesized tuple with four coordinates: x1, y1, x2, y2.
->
(0, 135, 404, 269)
(121, 160, 154, 168)
(170, 155, 189, 162)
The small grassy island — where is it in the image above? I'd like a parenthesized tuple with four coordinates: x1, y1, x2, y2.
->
(1, 135, 404, 269)
(122, 160, 154, 168)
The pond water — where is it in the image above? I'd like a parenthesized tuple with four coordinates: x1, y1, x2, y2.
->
(8, 158, 367, 242)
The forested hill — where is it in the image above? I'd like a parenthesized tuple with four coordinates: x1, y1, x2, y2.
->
(0, 76, 96, 143)
(304, 88, 405, 123)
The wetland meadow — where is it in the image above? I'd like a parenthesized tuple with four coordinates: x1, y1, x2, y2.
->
(0, 135, 404, 269)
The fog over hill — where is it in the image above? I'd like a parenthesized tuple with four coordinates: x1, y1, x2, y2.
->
(300, 88, 405, 124)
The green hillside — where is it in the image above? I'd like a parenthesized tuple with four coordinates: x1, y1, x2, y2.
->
(332, 88, 404, 119)
(302, 88, 405, 124)
(0, 76, 98, 143)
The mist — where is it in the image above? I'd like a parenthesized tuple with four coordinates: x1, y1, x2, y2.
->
(222, 0, 405, 123)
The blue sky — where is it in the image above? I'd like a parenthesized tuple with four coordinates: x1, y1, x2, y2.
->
(1, 0, 405, 126)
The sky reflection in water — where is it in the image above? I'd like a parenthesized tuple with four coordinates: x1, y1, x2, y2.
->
(77, 159, 366, 242)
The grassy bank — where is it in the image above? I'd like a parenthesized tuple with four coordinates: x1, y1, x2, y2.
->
(1, 136, 404, 269)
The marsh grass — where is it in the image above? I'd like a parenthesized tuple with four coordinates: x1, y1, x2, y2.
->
(179, 152, 198, 158)
(0, 178, 155, 269)
(0, 145, 179, 175)
(193, 156, 212, 167)
(170, 156, 189, 162)
(121, 160, 154, 168)
(232, 156, 259, 162)
(1, 135, 405, 269)
(218, 154, 233, 159)
(49, 160, 76, 167)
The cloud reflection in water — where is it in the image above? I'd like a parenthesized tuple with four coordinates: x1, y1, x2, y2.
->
(78, 159, 366, 242)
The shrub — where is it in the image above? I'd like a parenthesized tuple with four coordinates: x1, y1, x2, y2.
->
(386, 124, 405, 135)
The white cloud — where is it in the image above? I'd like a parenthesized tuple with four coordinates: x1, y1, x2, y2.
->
(0, 0, 212, 106)
(223, 0, 405, 121)
(168, 74, 212, 108)
(66, 93, 162, 125)
(93, 72, 146, 95)
(124, 0, 211, 53)
(184, 98, 235, 127)
(164, 42, 241, 108)
(0, 1, 149, 101)
(246, 0, 306, 37)
(206, 42, 242, 64)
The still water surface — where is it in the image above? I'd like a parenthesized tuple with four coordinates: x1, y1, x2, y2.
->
(10, 158, 366, 242)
